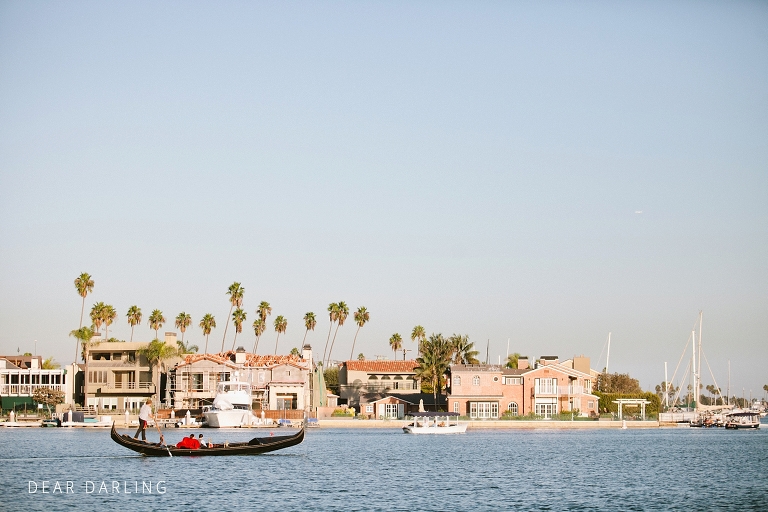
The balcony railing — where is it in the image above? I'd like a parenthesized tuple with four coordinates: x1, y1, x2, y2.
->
(99, 382, 154, 393)
(2, 384, 65, 395)
(534, 385, 589, 396)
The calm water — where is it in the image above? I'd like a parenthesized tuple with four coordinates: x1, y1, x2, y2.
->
(1, 424, 767, 511)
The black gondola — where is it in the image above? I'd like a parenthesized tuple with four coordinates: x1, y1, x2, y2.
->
(110, 423, 304, 456)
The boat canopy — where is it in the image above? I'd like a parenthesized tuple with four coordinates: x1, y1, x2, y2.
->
(407, 412, 460, 417)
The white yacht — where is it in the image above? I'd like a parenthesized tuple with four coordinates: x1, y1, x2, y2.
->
(203, 373, 257, 428)
(402, 412, 467, 434)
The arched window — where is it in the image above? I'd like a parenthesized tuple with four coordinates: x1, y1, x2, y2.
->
(507, 402, 518, 416)
(453, 376, 461, 386)
(472, 375, 480, 386)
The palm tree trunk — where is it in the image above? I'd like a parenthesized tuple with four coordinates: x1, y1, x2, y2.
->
(231, 332, 238, 352)
(221, 305, 234, 353)
(350, 326, 362, 360)
(253, 335, 261, 354)
(302, 329, 308, 346)
(76, 297, 86, 362)
(204, 335, 209, 355)
(326, 324, 341, 367)
(130, 325, 135, 343)
(322, 322, 334, 367)
(274, 333, 280, 355)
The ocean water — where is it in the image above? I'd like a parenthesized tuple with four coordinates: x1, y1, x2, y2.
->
(1, 424, 766, 511)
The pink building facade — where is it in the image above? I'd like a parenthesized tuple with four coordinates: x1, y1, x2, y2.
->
(448, 357, 599, 419)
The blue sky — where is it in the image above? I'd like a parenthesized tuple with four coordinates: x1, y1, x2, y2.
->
(1, 1, 766, 396)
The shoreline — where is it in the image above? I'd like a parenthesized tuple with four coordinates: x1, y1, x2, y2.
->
(317, 419, 664, 429)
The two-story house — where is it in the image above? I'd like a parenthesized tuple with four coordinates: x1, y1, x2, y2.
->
(1, 355, 69, 410)
(338, 359, 421, 409)
(448, 356, 598, 419)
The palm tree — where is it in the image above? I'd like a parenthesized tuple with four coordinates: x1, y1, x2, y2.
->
(290, 347, 300, 356)
(69, 326, 94, 363)
(349, 306, 370, 360)
(449, 334, 479, 365)
(389, 333, 403, 357)
(302, 312, 317, 346)
(175, 312, 192, 344)
(231, 308, 247, 351)
(505, 352, 522, 369)
(137, 339, 178, 405)
(127, 306, 142, 342)
(273, 315, 287, 354)
(90, 302, 106, 339)
(411, 325, 426, 355)
(74, 272, 94, 360)
(221, 282, 244, 351)
(326, 301, 349, 367)
(176, 340, 199, 355)
(199, 314, 216, 354)
(321, 303, 339, 367)
(101, 304, 117, 341)
(148, 309, 166, 340)
(252, 318, 266, 353)
(257, 301, 272, 322)
(357, 353, 365, 361)
(415, 333, 452, 405)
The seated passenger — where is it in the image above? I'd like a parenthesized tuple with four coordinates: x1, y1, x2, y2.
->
(176, 434, 201, 449)
(198, 434, 207, 447)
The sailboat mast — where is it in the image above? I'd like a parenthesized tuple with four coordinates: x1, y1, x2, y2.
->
(697, 312, 702, 410)
(664, 361, 669, 409)
(606, 332, 611, 375)
(692, 329, 697, 411)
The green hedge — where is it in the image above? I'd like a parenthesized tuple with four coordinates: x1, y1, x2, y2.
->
(593, 391, 660, 417)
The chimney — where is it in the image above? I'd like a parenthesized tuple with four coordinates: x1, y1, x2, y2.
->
(235, 347, 246, 365)
(164, 332, 177, 347)
(517, 357, 529, 370)
(574, 356, 590, 375)
(302, 344, 312, 365)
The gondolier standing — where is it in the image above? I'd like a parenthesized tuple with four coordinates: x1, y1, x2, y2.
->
(134, 398, 152, 440)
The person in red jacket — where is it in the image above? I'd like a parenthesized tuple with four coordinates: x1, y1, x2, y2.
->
(176, 434, 200, 449)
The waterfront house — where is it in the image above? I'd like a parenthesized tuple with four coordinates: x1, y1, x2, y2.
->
(1, 355, 69, 411)
(337, 359, 421, 408)
(169, 345, 313, 414)
(83, 333, 182, 411)
(448, 356, 598, 419)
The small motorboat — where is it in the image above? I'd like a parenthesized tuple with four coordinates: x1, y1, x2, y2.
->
(110, 423, 304, 456)
(724, 412, 760, 430)
(402, 412, 467, 434)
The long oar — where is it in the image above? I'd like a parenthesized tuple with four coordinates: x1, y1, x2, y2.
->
(153, 414, 172, 457)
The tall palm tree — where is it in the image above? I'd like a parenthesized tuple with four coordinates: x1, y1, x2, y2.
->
(389, 333, 403, 358)
(273, 315, 287, 354)
(415, 333, 452, 405)
(90, 302, 106, 339)
(302, 312, 317, 346)
(137, 339, 178, 405)
(69, 326, 94, 363)
(221, 282, 244, 351)
(411, 325, 426, 355)
(175, 312, 192, 344)
(148, 309, 166, 340)
(349, 306, 370, 360)
(199, 314, 216, 354)
(321, 303, 339, 367)
(449, 334, 479, 365)
(74, 272, 94, 361)
(326, 301, 349, 366)
(252, 318, 266, 353)
(127, 306, 142, 342)
(505, 352, 522, 369)
(231, 308, 247, 351)
(101, 304, 117, 341)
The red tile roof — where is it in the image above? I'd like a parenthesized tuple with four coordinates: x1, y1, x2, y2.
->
(178, 351, 305, 368)
(345, 360, 418, 372)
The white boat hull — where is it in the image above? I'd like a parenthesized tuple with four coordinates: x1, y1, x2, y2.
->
(204, 410, 254, 428)
(403, 423, 467, 434)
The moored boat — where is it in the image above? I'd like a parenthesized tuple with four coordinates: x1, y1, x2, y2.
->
(203, 373, 258, 428)
(110, 423, 304, 456)
(724, 412, 760, 430)
(403, 412, 467, 434)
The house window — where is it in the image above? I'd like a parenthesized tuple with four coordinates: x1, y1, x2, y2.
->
(88, 371, 107, 384)
(493, 376, 499, 382)
(504, 376, 522, 385)
(453, 402, 459, 413)
(454, 376, 461, 386)
(535, 399, 557, 418)
(472, 375, 480, 386)
(507, 402, 518, 416)
(469, 402, 498, 419)
(535, 378, 558, 394)
(585, 379, 592, 393)
(588, 401, 594, 409)
(384, 403, 399, 419)
(366, 405, 373, 413)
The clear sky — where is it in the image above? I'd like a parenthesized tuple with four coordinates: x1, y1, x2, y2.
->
(1, 1, 766, 397)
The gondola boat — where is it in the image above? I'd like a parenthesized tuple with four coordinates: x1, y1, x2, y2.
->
(110, 423, 304, 456)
